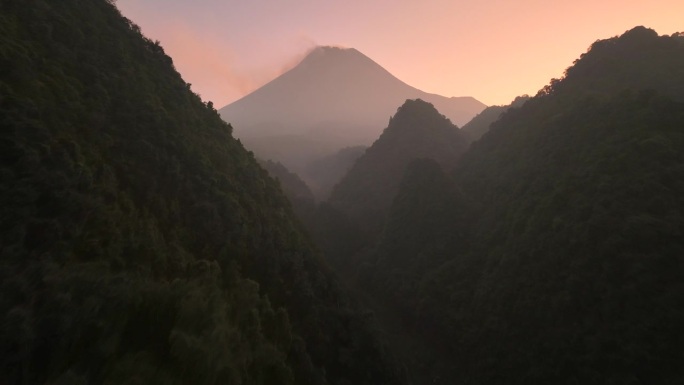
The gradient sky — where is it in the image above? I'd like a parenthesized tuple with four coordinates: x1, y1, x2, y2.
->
(116, 0, 683, 107)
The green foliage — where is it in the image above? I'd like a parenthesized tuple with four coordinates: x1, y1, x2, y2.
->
(0, 1, 406, 384)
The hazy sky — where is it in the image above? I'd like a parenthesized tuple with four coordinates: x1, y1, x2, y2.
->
(116, 0, 683, 107)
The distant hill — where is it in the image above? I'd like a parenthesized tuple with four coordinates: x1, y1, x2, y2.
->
(0, 2, 407, 384)
(461, 95, 530, 141)
(220, 46, 486, 145)
(328, 99, 470, 237)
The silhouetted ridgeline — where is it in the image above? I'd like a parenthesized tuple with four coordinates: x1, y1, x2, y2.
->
(461, 95, 530, 141)
(220, 46, 485, 144)
(328, 99, 470, 239)
(313, 27, 684, 384)
(0, 1, 406, 384)
(259, 159, 315, 205)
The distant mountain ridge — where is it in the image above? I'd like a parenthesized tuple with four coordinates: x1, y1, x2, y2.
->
(328, 99, 470, 237)
(220, 46, 485, 145)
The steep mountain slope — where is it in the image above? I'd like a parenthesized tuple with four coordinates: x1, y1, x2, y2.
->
(219, 46, 484, 188)
(259, 159, 315, 205)
(235, 134, 343, 192)
(452, 90, 684, 385)
(220, 46, 486, 144)
(461, 95, 530, 141)
(304, 145, 367, 200)
(360, 26, 684, 384)
(0, 1, 406, 384)
(367, 159, 470, 314)
(328, 99, 470, 237)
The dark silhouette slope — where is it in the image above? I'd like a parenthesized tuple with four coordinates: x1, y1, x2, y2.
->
(0, 2, 406, 384)
(358, 26, 684, 384)
(538, 26, 684, 101)
(304, 146, 367, 200)
(328, 99, 470, 237)
(461, 95, 530, 141)
(370, 159, 470, 309)
(220, 46, 485, 145)
(259, 159, 315, 205)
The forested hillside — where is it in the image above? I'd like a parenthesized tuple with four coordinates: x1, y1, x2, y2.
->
(413, 90, 684, 384)
(460, 95, 529, 141)
(328, 99, 469, 239)
(0, 1, 406, 384)
(321, 26, 684, 384)
(259, 159, 315, 206)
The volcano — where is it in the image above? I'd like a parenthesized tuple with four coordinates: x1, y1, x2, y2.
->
(219, 46, 485, 145)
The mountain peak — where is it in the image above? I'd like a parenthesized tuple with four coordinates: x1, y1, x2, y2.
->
(539, 26, 684, 100)
(621, 25, 659, 40)
(392, 99, 449, 122)
(219, 46, 485, 145)
(311, 45, 357, 53)
(384, 99, 454, 135)
(305, 45, 357, 58)
(297, 45, 371, 68)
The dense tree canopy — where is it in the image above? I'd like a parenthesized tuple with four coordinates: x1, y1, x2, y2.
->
(460, 95, 530, 141)
(315, 26, 684, 384)
(0, 1, 406, 384)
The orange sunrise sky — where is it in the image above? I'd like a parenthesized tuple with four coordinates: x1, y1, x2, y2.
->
(115, 0, 683, 107)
